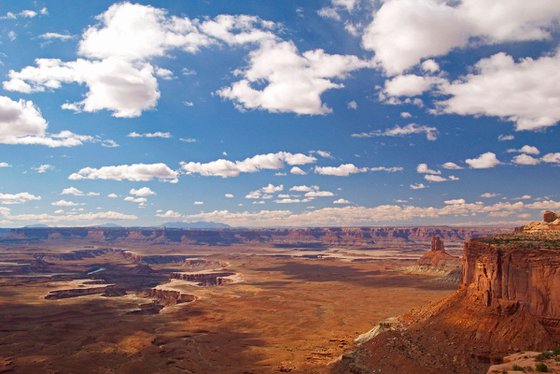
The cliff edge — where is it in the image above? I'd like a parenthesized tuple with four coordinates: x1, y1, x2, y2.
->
(334, 212, 560, 374)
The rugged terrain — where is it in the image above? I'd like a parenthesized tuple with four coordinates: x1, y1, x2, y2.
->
(334, 214, 560, 373)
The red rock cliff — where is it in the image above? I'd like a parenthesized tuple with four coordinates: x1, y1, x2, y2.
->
(462, 236, 560, 328)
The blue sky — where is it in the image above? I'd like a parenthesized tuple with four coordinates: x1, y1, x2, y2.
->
(0, 0, 559, 227)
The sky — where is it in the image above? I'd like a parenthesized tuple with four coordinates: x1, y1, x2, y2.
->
(0, 0, 559, 228)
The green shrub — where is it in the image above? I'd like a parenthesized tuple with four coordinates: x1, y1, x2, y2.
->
(535, 363, 549, 372)
(512, 364, 525, 372)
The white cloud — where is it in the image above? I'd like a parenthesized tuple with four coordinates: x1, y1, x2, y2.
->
(410, 183, 426, 190)
(180, 151, 316, 178)
(61, 187, 99, 196)
(129, 187, 156, 197)
(5, 3, 281, 118)
(52, 200, 78, 207)
(179, 137, 197, 143)
(182, 198, 560, 227)
(107, 193, 119, 199)
(124, 196, 147, 205)
(193, 201, 204, 205)
(509, 145, 540, 155)
(0, 96, 93, 148)
(424, 174, 448, 183)
(156, 209, 182, 218)
(362, 0, 560, 75)
(0, 192, 41, 205)
(382, 74, 443, 97)
(290, 166, 307, 175)
(317, 7, 341, 21)
(290, 185, 319, 192)
(347, 100, 358, 110)
(498, 134, 515, 141)
(35, 164, 54, 173)
(314, 163, 368, 176)
(353, 123, 438, 141)
(217, 40, 371, 115)
(274, 198, 310, 204)
(261, 184, 283, 194)
(69, 163, 179, 183)
(444, 198, 465, 205)
(305, 190, 335, 198)
(0, 210, 136, 226)
(128, 131, 172, 138)
(465, 152, 501, 169)
(400, 112, 412, 119)
(542, 153, 560, 164)
(481, 193, 498, 198)
(225, 193, 234, 198)
(39, 32, 74, 41)
(416, 163, 440, 175)
(5, 58, 160, 118)
(333, 198, 350, 204)
(442, 162, 463, 170)
(421, 59, 440, 73)
(0, 162, 11, 168)
(437, 51, 560, 130)
(512, 154, 540, 165)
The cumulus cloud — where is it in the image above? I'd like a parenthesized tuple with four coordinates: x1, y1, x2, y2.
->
(39, 32, 74, 41)
(290, 166, 307, 175)
(481, 193, 498, 198)
(225, 193, 234, 198)
(156, 209, 182, 218)
(410, 183, 426, 190)
(52, 200, 78, 207)
(436, 51, 560, 130)
(352, 123, 438, 141)
(124, 196, 147, 206)
(465, 152, 501, 169)
(128, 131, 172, 138)
(5, 58, 160, 118)
(315, 163, 401, 176)
(0, 192, 41, 205)
(442, 162, 463, 170)
(333, 198, 351, 204)
(542, 153, 560, 164)
(35, 164, 54, 173)
(362, 0, 560, 75)
(180, 151, 316, 178)
(129, 187, 156, 197)
(69, 163, 179, 183)
(416, 163, 440, 175)
(498, 134, 515, 141)
(61, 187, 100, 196)
(4, 2, 281, 118)
(181, 199, 560, 227)
(0, 96, 93, 147)
(512, 154, 541, 166)
(0, 209, 137, 226)
(0, 162, 11, 168)
(217, 40, 371, 115)
(381, 74, 444, 97)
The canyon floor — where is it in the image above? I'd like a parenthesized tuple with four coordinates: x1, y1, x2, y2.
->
(0, 242, 456, 373)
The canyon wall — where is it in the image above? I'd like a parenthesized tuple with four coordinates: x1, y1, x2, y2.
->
(0, 226, 509, 246)
(462, 237, 560, 327)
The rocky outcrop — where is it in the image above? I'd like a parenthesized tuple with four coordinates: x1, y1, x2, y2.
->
(335, 214, 560, 374)
(415, 236, 461, 276)
(171, 271, 236, 286)
(139, 288, 195, 306)
(462, 235, 560, 329)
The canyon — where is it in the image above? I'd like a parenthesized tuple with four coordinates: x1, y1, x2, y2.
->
(3, 220, 557, 373)
(335, 213, 560, 373)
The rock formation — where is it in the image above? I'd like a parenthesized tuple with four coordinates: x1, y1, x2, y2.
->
(415, 236, 461, 278)
(334, 213, 560, 374)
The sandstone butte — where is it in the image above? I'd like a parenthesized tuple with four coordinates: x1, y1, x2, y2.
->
(334, 211, 560, 374)
(416, 235, 460, 271)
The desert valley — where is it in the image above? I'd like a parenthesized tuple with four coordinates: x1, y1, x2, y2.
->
(1, 217, 559, 373)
